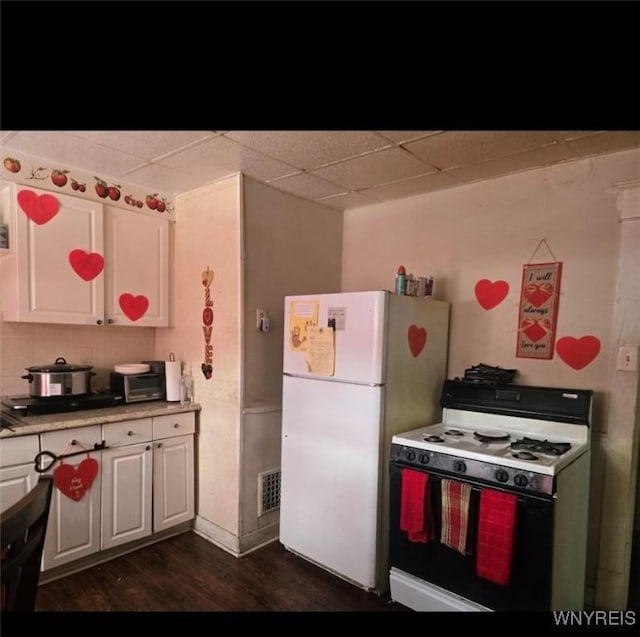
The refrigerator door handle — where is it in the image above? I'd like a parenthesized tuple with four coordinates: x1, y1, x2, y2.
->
(283, 372, 383, 388)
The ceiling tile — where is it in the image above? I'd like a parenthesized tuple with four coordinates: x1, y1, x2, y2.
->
(446, 142, 577, 183)
(2, 131, 144, 175)
(68, 131, 215, 159)
(266, 173, 347, 200)
(156, 136, 299, 185)
(119, 162, 212, 194)
(404, 131, 570, 169)
(565, 131, 640, 157)
(312, 147, 438, 191)
(376, 131, 441, 144)
(358, 171, 466, 201)
(316, 191, 376, 211)
(223, 131, 392, 169)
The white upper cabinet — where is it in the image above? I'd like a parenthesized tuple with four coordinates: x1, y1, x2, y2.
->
(0, 184, 171, 327)
(104, 207, 170, 327)
(1, 184, 105, 324)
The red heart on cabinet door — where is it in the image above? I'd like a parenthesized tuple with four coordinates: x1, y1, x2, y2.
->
(555, 335, 601, 370)
(408, 324, 427, 357)
(474, 279, 509, 310)
(53, 458, 99, 502)
(17, 189, 60, 225)
(119, 293, 149, 321)
(68, 249, 104, 281)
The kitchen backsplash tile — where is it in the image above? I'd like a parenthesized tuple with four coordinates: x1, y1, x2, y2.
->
(0, 321, 155, 395)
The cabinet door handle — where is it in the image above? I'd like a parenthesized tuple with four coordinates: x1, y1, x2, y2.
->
(145, 445, 151, 451)
(127, 430, 134, 436)
(173, 423, 179, 428)
(107, 318, 114, 324)
(156, 442, 163, 448)
(96, 320, 103, 325)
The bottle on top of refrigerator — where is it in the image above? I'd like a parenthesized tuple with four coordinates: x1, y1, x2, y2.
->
(395, 265, 406, 295)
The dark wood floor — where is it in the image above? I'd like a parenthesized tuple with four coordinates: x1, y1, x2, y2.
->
(35, 530, 409, 612)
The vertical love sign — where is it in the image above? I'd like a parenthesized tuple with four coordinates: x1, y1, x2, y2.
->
(516, 262, 562, 359)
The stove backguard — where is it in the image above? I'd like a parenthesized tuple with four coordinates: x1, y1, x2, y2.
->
(440, 379, 593, 425)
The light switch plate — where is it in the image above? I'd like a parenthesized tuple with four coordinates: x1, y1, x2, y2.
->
(617, 345, 639, 371)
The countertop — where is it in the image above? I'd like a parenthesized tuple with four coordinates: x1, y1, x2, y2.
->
(0, 401, 201, 439)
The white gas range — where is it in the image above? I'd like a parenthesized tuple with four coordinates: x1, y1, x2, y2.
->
(388, 380, 593, 612)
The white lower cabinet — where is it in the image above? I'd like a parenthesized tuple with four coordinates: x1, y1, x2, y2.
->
(41, 426, 103, 571)
(153, 433, 195, 532)
(0, 434, 40, 513)
(101, 417, 153, 550)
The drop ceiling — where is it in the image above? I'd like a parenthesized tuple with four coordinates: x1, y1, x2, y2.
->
(1, 130, 639, 211)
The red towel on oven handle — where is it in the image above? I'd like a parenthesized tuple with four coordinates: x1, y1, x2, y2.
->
(476, 488, 518, 586)
(400, 468, 434, 543)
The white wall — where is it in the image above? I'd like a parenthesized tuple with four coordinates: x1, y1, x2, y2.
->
(155, 175, 242, 551)
(341, 148, 640, 608)
(239, 177, 342, 552)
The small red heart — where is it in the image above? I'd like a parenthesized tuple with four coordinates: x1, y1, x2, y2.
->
(119, 293, 149, 321)
(17, 189, 60, 225)
(524, 283, 554, 308)
(475, 279, 509, 310)
(53, 458, 99, 502)
(408, 324, 427, 357)
(555, 335, 601, 370)
(69, 249, 104, 281)
(201, 363, 213, 379)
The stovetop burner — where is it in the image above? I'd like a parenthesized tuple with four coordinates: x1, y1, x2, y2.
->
(510, 437, 571, 456)
(512, 450, 539, 461)
(424, 434, 445, 443)
(444, 429, 465, 436)
(473, 430, 511, 443)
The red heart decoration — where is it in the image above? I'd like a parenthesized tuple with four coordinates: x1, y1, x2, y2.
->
(408, 324, 427, 357)
(521, 318, 551, 343)
(201, 363, 213, 379)
(53, 458, 99, 502)
(555, 335, 601, 370)
(17, 189, 60, 225)
(119, 293, 149, 321)
(68, 249, 104, 281)
(474, 279, 509, 310)
(524, 283, 554, 308)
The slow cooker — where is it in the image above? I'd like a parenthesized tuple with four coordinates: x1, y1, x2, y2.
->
(21, 357, 95, 398)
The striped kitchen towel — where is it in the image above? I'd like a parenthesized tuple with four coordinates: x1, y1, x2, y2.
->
(476, 488, 518, 586)
(440, 478, 472, 554)
(400, 468, 434, 543)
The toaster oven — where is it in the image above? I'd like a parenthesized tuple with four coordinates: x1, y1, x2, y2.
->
(110, 372, 165, 403)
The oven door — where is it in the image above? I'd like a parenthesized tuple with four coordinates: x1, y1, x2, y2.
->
(389, 460, 554, 611)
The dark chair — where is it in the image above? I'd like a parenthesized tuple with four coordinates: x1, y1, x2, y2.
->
(1, 476, 54, 611)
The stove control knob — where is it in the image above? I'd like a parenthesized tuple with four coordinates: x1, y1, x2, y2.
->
(453, 460, 467, 474)
(514, 474, 529, 487)
(495, 469, 509, 483)
(405, 449, 416, 462)
(418, 453, 430, 465)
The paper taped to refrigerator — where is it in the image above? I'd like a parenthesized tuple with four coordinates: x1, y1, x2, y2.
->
(288, 300, 319, 351)
(305, 326, 335, 376)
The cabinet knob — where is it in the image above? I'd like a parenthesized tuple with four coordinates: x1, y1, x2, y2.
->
(157, 442, 163, 448)
(107, 318, 114, 324)
(127, 430, 134, 436)
(145, 445, 151, 451)
(173, 423, 179, 428)
(71, 439, 78, 446)
(96, 320, 103, 325)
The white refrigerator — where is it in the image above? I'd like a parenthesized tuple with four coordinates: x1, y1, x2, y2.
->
(280, 290, 450, 593)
